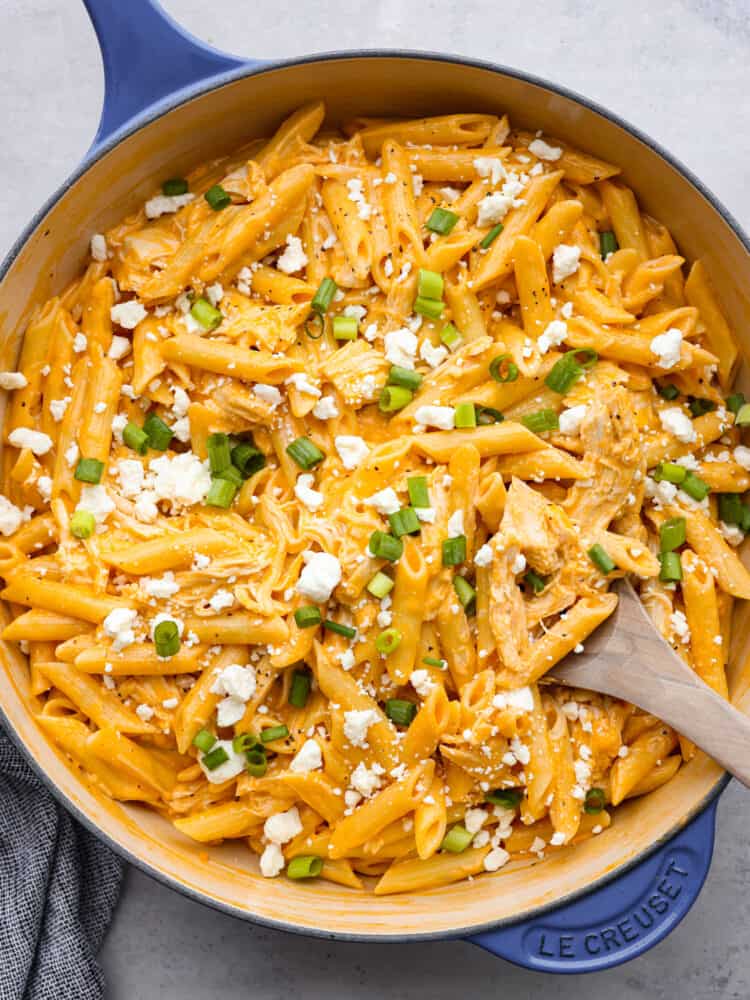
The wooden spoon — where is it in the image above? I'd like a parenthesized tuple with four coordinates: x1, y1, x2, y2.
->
(548, 578, 750, 787)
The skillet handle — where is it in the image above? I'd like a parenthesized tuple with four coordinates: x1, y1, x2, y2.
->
(81, 0, 251, 150)
(467, 802, 717, 973)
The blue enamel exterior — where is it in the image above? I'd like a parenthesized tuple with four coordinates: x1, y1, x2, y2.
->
(2, 0, 736, 972)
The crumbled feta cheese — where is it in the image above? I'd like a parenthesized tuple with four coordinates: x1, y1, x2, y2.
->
(312, 394, 339, 420)
(447, 510, 464, 538)
(264, 806, 303, 844)
(8, 427, 53, 455)
(364, 487, 401, 515)
(90, 233, 108, 261)
(0, 495, 27, 536)
(419, 339, 449, 369)
(538, 319, 567, 354)
(286, 372, 321, 397)
(76, 484, 115, 523)
(413, 405, 455, 430)
(73, 332, 88, 353)
(208, 589, 235, 613)
(414, 507, 435, 523)
(529, 138, 563, 161)
(277, 234, 308, 274)
(473, 156, 507, 185)
(734, 445, 750, 470)
(384, 328, 418, 370)
(474, 543, 493, 567)
(409, 669, 435, 698)
(650, 328, 683, 370)
(253, 384, 282, 409)
(259, 843, 285, 878)
(558, 404, 588, 436)
(335, 435, 370, 469)
(142, 572, 179, 599)
(199, 739, 246, 784)
(670, 609, 691, 643)
(659, 406, 696, 444)
(36, 475, 52, 502)
(148, 452, 211, 507)
(512, 553, 527, 574)
(48, 397, 71, 423)
(346, 178, 372, 220)
(561, 301, 574, 319)
(477, 192, 513, 227)
(552, 244, 581, 284)
(492, 686, 534, 712)
(116, 459, 145, 499)
(296, 551, 341, 602)
(135, 703, 154, 722)
(440, 186, 461, 203)
(290, 738, 323, 773)
(350, 761, 384, 798)
(295, 473, 324, 512)
(464, 807, 488, 834)
(0, 372, 27, 390)
(144, 193, 195, 218)
(103, 607, 139, 652)
(111, 301, 148, 329)
(550, 831, 567, 847)
(343, 709, 380, 748)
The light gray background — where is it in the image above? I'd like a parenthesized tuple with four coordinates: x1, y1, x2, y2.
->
(2, 1, 748, 997)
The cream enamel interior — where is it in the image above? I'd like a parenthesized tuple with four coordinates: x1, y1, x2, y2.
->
(1, 54, 749, 938)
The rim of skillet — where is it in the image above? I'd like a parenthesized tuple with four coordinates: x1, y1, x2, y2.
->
(0, 48, 739, 942)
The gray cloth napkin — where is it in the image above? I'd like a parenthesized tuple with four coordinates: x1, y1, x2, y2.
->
(0, 725, 124, 1000)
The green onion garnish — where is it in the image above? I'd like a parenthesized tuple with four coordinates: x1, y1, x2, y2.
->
(441, 824, 473, 853)
(143, 413, 173, 451)
(735, 404, 750, 427)
(123, 422, 149, 455)
(193, 729, 216, 753)
(588, 543, 616, 575)
(422, 656, 445, 668)
(476, 405, 504, 425)
(385, 698, 417, 726)
(452, 575, 476, 612)
(231, 442, 265, 478)
(70, 510, 95, 539)
(261, 725, 289, 743)
(584, 787, 607, 814)
(414, 296, 444, 320)
(369, 530, 404, 562)
(653, 461, 686, 484)
(407, 476, 429, 509)
(524, 570, 546, 594)
(202, 745, 229, 770)
(388, 507, 420, 537)
(718, 493, 744, 525)
(388, 366, 422, 391)
(311, 277, 337, 314)
(332, 315, 358, 340)
(417, 268, 444, 301)
(245, 749, 268, 777)
(232, 732, 262, 754)
(726, 393, 746, 415)
(154, 619, 180, 657)
(305, 313, 324, 340)
(204, 184, 231, 210)
(656, 382, 680, 401)
(688, 397, 716, 418)
(489, 354, 519, 383)
(205, 477, 237, 508)
(599, 231, 618, 258)
(375, 627, 403, 655)
(294, 605, 322, 629)
(741, 506, 750, 533)
(190, 297, 222, 331)
(287, 437, 325, 470)
(521, 409, 559, 433)
(162, 177, 188, 196)
(207, 432, 232, 474)
(379, 386, 413, 412)
(479, 223, 503, 250)
(426, 207, 459, 235)
(485, 788, 523, 808)
(681, 471, 710, 501)
(216, 464, 242, 487)
(288, 669, 311, 708)
(323, 620, 357, 639)
(454, 401, 477, 429)
(660, 517, 686, 553)
(659, 551, 682, 582)
(440, 323, 462, 351)
(442, 535, 466, 566)
(366, 571, 394, 599)
(287, 855, 323, 879)
(74, 458, 105, 484)
(545, 349, 598, 394)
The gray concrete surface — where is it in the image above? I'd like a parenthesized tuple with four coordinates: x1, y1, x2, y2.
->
(2, 0, 749, 996)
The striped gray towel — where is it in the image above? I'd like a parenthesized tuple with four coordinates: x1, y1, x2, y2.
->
(0, 726, 123, 1000)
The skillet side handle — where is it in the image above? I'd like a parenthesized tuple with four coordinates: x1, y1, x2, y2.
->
(81, 0, 250, 150)
(467, 802, 717, 974)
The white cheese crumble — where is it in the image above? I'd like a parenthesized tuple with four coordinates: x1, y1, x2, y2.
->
(409, 669, 435, 698)
(447, 510, 464, 538)
(0, 372, 27, 390)
(650, 327, 683, 370)
(492, 686, 534, 712)
(473, 156, 506, 185)
(529, 138, 563, 161)
(110, 300, 148, 329)
(253, 384, 282, 409)
(142, 572, 179, 599)
(108, 335, 131, 360)
(476, 192, 513, 227)
(290, 738, 323, 773)
(312, 395, 339, 420)
(295, 473, 324, 512)
(144, 193, 195, 219)
(413, 405, 455, 430)
(343, 709, 380, 748)
(384, 328, 418, 370)
(474, 543, 494, 567)
(8, 428, 53, 455)
(558, 404, 588, 435)
(364, 487, 401, 515)
(335, 435, 370, 469)
(538, 319, 567, 354)
(659, 406, 696, 444)
(419, 339, 448, 369)
(0, 495, 27, 536)
(276, 234, 308, 274)
(296, 551, 342, 602)
(102, 607, 139, 652)
(264, 806, 303, 844)
(286, 372, 321, 398)
(90, 233, 108, 261)
(552, 244, 581, 284)
(350, 761, 385, 798)
(199, 740, 246, 784)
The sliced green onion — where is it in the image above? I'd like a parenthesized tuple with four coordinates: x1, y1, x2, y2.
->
(479, 223, 503, 250)
(407, 476, 430, 509)
(584, 787, 607, 814)
(232, 732, 262, 754)
(588, 543, 616, 575)
(417, 268, 444, 301)
(375, 627, 403, 655)
(311, 277, 337, 314)
(681, 471, 710, 501)
(287, 855, 323, 879)
(207, 432, 232, 474)
(333, 315, 358, 340)
(440, 323, 462, 351)
(216, 464, 243, 487)
(454, 401, 477, 428)
(286, 437, 325, 470)
(452, 575, 476, 612)
(489, 354, 519, 383)
(521, 409, 559, 433)
(231, 442, 265, 478)
(388, 507, 420, 537)
(162, 177, 188, 196)
(260, 724, 289, 743)
(305, 313, 324, 340)
(656, 382, 680, 401)
(379, 386, 413, 412)
(385, 698, 417, 726)
(599, 231, 618, 258)
(476, 405, 504, 425)
(123, 422, 149, 455)
(718, 493, 744, 525)
(653, 461, 686, 484)
(369, 530, 404, 562)
(524, 569, 547, 594)
(442, 535, 466, 566)
(414, 296, 445, 320)
(441, 824, 473, 853)
(202, 745, 229, 770)
(485, 788, 523, 808)
(660, 517, 686, 553)
(688, 397, 716, 417)
(245, 749, 268, 777)
(190, 296, 222, 331)
(289, 669, 312, 708)
(545, 349, 598, 394)
(143, 413, 173, 451)
(205, 477, 237, 508)
(726, 393, 746, 415)
(422, 656, 445, 668)
(154, 620, 180, 657)
(741, 505, 750, 533)
(388, 366, 422, 391)
(659, 551, 682, 582)
(294, 605, 322, 629)
(366, 571, 394, 599)
(204, 184, 231, 210)
(323, 620, 357, 639)
(74, 457, 104, 484)
(193, 729, 216, 753)
(70, 510, 95, 539)
(426, 207, 459, 235)
(735, 403, 750, 427)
